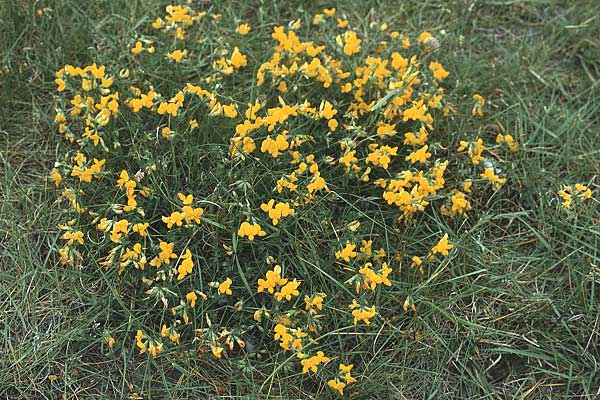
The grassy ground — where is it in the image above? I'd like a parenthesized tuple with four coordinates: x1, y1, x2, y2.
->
(1, 0, 599, 399)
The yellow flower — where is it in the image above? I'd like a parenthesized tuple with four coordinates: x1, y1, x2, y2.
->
(349, 299, 377, 325)
(339, 150, 358, 172)
(236, 23, 251, 35)
(222, 103, 238, 118)
(273, 324, 292, 349)
(260, 132, 289, 157)
(376, 122, 397, 139)
(431, 233, 454, 256)
(229, 47, 247, 69)
(275, 279, 301, 301)
(61, 230, 84, 246)
(51, 168, 62, 187)
(304, 294, 325, 313)
(496, 133, 519, 152)
(411, 256, 423, 271)
(167, 49, 188, 63)
(135, 330, 147, 354)
(218, 278, 233, 295)
(328, 379, 346, 395)
(182, 205, 203, 224)
(161, 127, 172, 140)
(463, 179, 473, 193)
(335, 241, 357, 262)
(110, 219, 129, 242)
(211, 343, 224, 358)
(148, 341, 163, 358)
(151, 17, 163, 29)
(480, 168, 506, 190)
(429, 62, 449, 80)
(300, 351, 330, 374)
(104, 336, 116, 349)
(150, 241, 177, 267)
(132, 223, 149, 237)
(339, 30, 361, 55)
(448, 191, 472, 217)
(558, 184, 593, 208)
(307, 173, 326, 194)
(403, 100, 431, 123)
(131, 41, 143, 54)
(238, 222, 266, 240)
(186, 291, 198, 308)
(318, 100, 337, 120)
(178, 193, 193, 205)
(54, 113, 66, 124)
(177, 249, 194, 280)
(575, 183, 593, 199)
(162, 211, 184, 228)
(406, 145, 431, 164)
(257, 265, 288, 294)
(55, 77, 66, 92)
(312, 13, 325, 26)
(366, 145, 398, 169)
(260, 199, 294, 225)
(403, 128, 429, 146)
(418, 31, 432, 43)
(340, 363, 357, 383)
(253, 307, 270, 322)
(328, 118, 339, 131)
(457, 139, 485, 165)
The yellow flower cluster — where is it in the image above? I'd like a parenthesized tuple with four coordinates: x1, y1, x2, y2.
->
(328, 363, 357, 395)
(349, 299, 377, 325)
(558, 184, 593, 209)
(162, 193, 204, 228)
(47, 4, 528, 395)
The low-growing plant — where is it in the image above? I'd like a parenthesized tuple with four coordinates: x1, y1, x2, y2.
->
(47, 3, 594, 397)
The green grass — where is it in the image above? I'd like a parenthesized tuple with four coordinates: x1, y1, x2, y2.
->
(1, 0, 599, 399)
